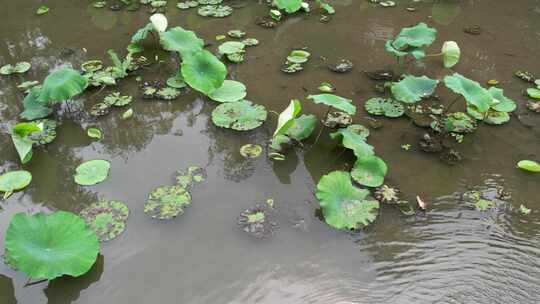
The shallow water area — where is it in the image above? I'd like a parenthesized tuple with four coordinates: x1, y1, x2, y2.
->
(1, 0, 540, 303)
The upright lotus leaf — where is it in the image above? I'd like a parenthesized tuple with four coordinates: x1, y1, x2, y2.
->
(441, 41, 460, 68)
(274, 99, 301, 137)
(80, 200, 130, 242)
(4, 211, 99, 280)
(208, 80, 247, 103)
(150, 13, 167, 32)
(160, 26, 204, 58)
(181, 50, 227, 95)
(444, 73, 493, 113)
(274, 0, 303, 13)
(330, 125, 374, 158)
(392, 22, 437, 50)
(0, 170, 32, 199)
(351, 155, 388, 187)
(307, 94, 356, 115)
(218, 41, 245, 55)
(39, 68, 88, 103)
(391, 75, 439, 104)
(11, 122, 42, 164)
(74, 160, 111, 186)
(131, 23, 154, 44)
(488, 87, 516, 113)
(144, 185, 191, 220)
(315, 171, 379, 230)
(286, 114, 317, 140)
(211, 100, 267, 131)
(517, 160, 540, 173)
(20, 88, 52, 120)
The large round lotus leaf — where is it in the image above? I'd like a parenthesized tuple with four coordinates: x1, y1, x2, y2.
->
(274, 0, 302, 13)
(441, 41, 460, 68)
(0, 170, 32, 199)
(181, 50, 227, 95)
(144, 185, 191, 220)
(444, 112, 477, 133)
(351, 155, 388, 187)
(488, 87, 516, 113)
(80, 200, 129, 242)
(307, 94, 356, 115)
(211, 100, 267, 131)
(392, 22, 437, 50)
(315, 171, 380, 230)
(391, 75, 439, 104)
(39, 68, 88, 103)
(330, 124, 374, 158)
(208, 80, 247, 103)
(28, 119, 57, 146)
(286, 114, 317, 141)
(4, 211, 99, 280)
(444, 73, 493, 113)
(218, 41, 245, 55)
(74, 160, 111, 186)
(160, 26, 204, 58)
(484, 110, 510, 125)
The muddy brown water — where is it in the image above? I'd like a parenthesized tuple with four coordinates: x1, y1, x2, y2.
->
(1, 0, 540, 303)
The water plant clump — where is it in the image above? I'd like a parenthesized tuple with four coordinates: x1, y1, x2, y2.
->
(237, 204, 277, 238)
(197, 5, 233, 17)
(328, 59, 354, 73)
(144, 185, 192, 219)
(175, 166, 206, 189)
(90, 102, 111, 117)
(374, 184, 400, 204)
(282, 49, 310, 74)
(323, 111, 352, 128)
(364, 97, 405, 118)
(80, 200, 130, 242)
(155, 87, 181, 100)
(103, 92, 133, 107)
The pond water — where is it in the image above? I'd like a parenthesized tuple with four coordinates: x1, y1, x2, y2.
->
(1, 0, 540, 303)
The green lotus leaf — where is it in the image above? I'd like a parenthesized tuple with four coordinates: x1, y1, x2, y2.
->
(392, 22, 437, 50)
(181, 50, 227, 95)
(211, 100, 267, 131)
(11, 122, 42, 164)
(365, 97, 385, 115)
(208, 80, 247, 103)
(175, 166, 206, 188)
(242, 38, 259, 47)
(475, 199, 494, 211)
(81, 60, 103, 73)
(39, 68, 88, 103)
(28, 119, 57, 146)
(484, 110, 510, 125)
(20, 88, 53, 120)
(444, 73, 493, 113)
(160, 26, 204, 58)
(286, 114, 317, 141)
(443, 112, 476, 133)
(315, 171, 379, 230)
(74, 160, 111, 186)
(0, 170, 32, 199)
(385, 41, 425, 59)
(1, 62, 31, 75)
(391, 75, 439, 104)
(274, 99, 301, 137)
(307, 94, 356, 115)
(517, 160, 540, 173)
(441, 41, 460, 68)
(330, 124, 374, 158)
(4, 211, 99, 280)
(131, 23, 154, 45)
(197, 5, 233, 17)
(218, 41, 245, 55)
(166, 71, 187, 89)
(87, 128, 102, 140)
(144, 185, 191, 219)
(380, 99, 405, 118)
(351, 155, 388, 187)
(488, 87, 516, 112)
(274, 0, 303, 13)
(527, 88, 540, 99)
(80, 200, 130, 242)
(103, 92, 132, 107)
(121, 108, 134, 120)
(287, 50, 311, 64)
(269, 134, 292, 152)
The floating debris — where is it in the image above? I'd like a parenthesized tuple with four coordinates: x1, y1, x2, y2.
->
(323, 111, 352, 128)
(514, 70, 535, 83)
(463, 25, 481, 35)
(328, 59, 354, 73)
(365, 69, 394, 81)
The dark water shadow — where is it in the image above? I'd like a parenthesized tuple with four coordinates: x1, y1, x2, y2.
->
(0, 274, 16, 304)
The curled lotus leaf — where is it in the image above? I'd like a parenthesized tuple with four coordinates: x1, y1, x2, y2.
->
(11, 122, 42, 164)
(28, 119, 58, 146)
(131, 23, 154, 45)
(315, 171, 380, 230)
(330, 124, 373, 159)
(39, 68, 88, 103)
(218, 41, 245, 55)
(392, 22, 437, 50)
(307, 94, 356, 115)
(443, 112, 476, 133)
(160, 26, 204, 58)
(181, 50, 227, 95)
(287, 50, 310, 64)
(484, 110, 510, 125)
(441, 41, 460, 68)
(444, 73, 493, 113)
(285, 114, 317, 141)
(240, 144, 263, 158)
(391, 75, 438, 104)
(4, 211, 99, 280)
(144, 185, 191, 220)
(385, 40, 426, 59)
(80, 200, 130, 242)
(208, 80, 247, 103)
(274, 99, 301, 137)
(351, 155, 388, 187)
(211, 100, 267, 131)
(488, 87, 516, 113)
(74, 160, 111, 186)
(0, 170, 32, 199)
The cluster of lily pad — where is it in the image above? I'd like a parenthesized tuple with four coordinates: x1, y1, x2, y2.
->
(281, 49, 310, 74)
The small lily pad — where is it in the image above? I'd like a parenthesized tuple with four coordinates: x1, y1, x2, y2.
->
(287, 50, 310, 64)
(87, 128, 102, 140)
(475, 199, 494, 211)
(156, 87, 181, 100)
(218, 41, 246, 55)
(1, 62, 31, 75)
(227, 30, 246, 38)
(80, 200, 129, 242)
(527, 88, 540, 99)
(351, 155, 387, 187)
(328, 59, 354, 73)
(144, 185, 191, 220)
(175, 166, 206, 188)
(211, 100, 267, 131)
(90, 103, 111, 116)
(37, 5, 50, 15)
(74, 160, 111, 186)
(0, 170, 32, 199)
(517, 160, 540, 173)
(208, 80, 247, 103)
(240, 144, 263, 158)
(364, 97, 404, 118)
(242, 38, 259, 46)
(197, 5, 233, 17)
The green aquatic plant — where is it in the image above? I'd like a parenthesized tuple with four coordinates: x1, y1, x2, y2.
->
(208, 80, 247, 103)
(81, 60, 103, 73)
(175, 166, 206, 188)
(443, 73, 493, 113)
(87, 128, 102, 140)
(182, 50, 227, 95)
(269, 114, 317, 154)
(274, 0, 303, 13)
(198, 5, 233, 17)
(121, 108, 134, 120)
(307, 94, 356, 115)
(160, 26, 204, 57)
(144, 185, 191, 219)
(330, 124, 373, 158)
(11, 121, 42, 164)
(4, 211, 99, 280)
(274, 99, 302, 136)
(364, 97, 405, 118)
(211, 100, 267, 131)
(441, 112, 477, 134)
(0, 62, 31, 75)
(27, 119, 57, 146)
(237, 204, 277, 238)
(526, 80, 540, 99)
(287, 50, 310, 64)
(385, 22, 437, 61)
(20, 88, 52, 120)
(74, 160, 111, 186)
(315, 171, 380, 230)
(441, 41, 461, 68)
(475, 199, 494, 211)
(166, 72, 187, 89)
(150, 13, 168, 32)
(351, 155, 388, 187)
(374, 184, 400, 204)
(156, 87, 181, 100)
(80, 200, 130, 242)
(391, 75, 439, 104)
(38, 68, 88, 103)
(0, 170, 32, 199)
(103, 92, 132, 107)
(517, 160, 540, 173)
(36, 6, 50, 15)
(227, 30, 245, 38)
(519, 204, 531, 215)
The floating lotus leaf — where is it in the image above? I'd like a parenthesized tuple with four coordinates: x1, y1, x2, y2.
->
(0, 170, 32, 199)
(391, 75, 438, 104)
(156, 87, 181, 100)
(166, 71, 187, 89)
(240, 144, 263, 158)
(287, 50, 310, 64)
(328, 59, 354, 73)
(208, 80, 247, 103)
(181, 50, 227, 95)
(527, 88, 540, 99)
(211, 100, 267, 131)
(237, 204, 277, 238)
(39, 68, 88, 103)
(150, 13, 168, 32)
(28, 119, 57, 146)
(274, 99, 301, 137)
(0, 62, 31, 75)
(242, 38, 259, 47)
(351, 155, 388, 187)
(11, 122, 42, 164)
(80, 200, 129, 242)
(87, 128, 102, 140)
(307, 94, 356, 115)
(175, 166, 206, 188)
(444, 73, 493, 113)
(104, 92, 132, 107)
(364, 97, 386, 115)
(198, 0, 223, 4)
(160, 26, 204, 58)
(475, 199, 494, 211)
(177, 1, 199, 9)
(488, 87, 516, 112)
(374, 185, 400, 204)
(441, 41, 460, 68)
(392, 22, 437, 50)
(323, 111, 352, 128)
(443, 112, 476, 133)
(274, 0, 303, 13)
(4, 211, 99, 280)
(89, 102, 111, 116)
(197, 5, 233, 17)
(74, 160, 110, 186)
(315, 171, 380, 230)
(218, 41, 245, 55)
(484, 110, 510, 125)
(364, 97, 404, 118)
(330, 124, 373, 158)
(517, 160, 540, 173)
(144, 185, 191, 219)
